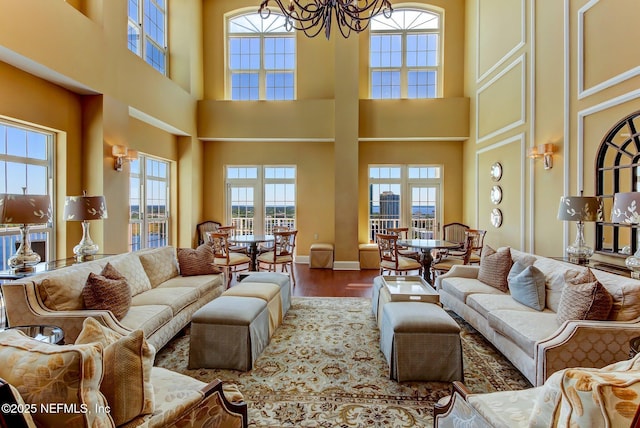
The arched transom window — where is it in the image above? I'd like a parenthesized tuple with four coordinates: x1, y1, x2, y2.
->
(227, 12, 296, 101)
(370, 7, 442, 99)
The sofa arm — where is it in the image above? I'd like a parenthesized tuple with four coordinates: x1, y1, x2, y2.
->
(434, 265, 480, 290)
(166, 379, 248, 428)
(534, 318, 640, 386)
(2, 282, 131, 343)
(433, 382, 492, 428)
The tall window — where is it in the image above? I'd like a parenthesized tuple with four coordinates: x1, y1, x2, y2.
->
(370, 8, 442, 99)
(129, 154, 170, 251)
(0, 121, 53, 269)
(128, 0, 167, 74)
(227, 12, 296, 100)
(226, 166, 296, 234)
(368, 165, 441, 242)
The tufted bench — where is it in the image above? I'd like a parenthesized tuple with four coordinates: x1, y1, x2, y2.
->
(188, 295, 270, 371)
(380, 301, 463, 382)
(310, 243, 334, 268)
(359, 243, 380, 269)
(222, 282, 282, 336)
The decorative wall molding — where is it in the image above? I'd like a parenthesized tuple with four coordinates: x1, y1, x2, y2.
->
(476, 54, 527, 144)
(476, 0, 526, 83)
(577, 0, 640, 100)
(475, 133, 527, 251)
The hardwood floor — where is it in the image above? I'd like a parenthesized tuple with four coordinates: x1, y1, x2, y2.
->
(234, 264, 380, 297)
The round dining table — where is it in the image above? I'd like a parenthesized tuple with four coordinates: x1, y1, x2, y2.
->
(397, 239, 461, 284)
(228, 234, 275, 271)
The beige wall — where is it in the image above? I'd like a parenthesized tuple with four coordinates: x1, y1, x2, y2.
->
(0, 0, 204, 256)
(464, 0, 640, 266)
(201, 0, 469, 263)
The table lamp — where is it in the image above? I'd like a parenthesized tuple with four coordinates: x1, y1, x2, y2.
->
(64, 191, 108, 261)
(557, 195, 602, 264)
(611, 192, 640, 278)
(0, 191, 51, 272)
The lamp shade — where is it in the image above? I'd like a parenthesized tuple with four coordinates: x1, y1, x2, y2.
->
(0, 194, 51, 225)
(557, 196, 602, 222)
(63, 195, 108, 221)
(611, 192, 640, 224)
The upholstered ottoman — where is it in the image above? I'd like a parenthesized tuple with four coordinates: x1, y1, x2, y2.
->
(188, 295, 270, 371)
(240, 272, 291, 315)
(359, 243, 380, 269)
(223, 282, 282, 336)
(310, 243, 334, 268)
(380, 302, 463, 382)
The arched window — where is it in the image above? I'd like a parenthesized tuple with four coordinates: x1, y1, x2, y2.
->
(595, 110, 640, 256)
(227, 12, 296, 101)
(369, 7, 442, 99)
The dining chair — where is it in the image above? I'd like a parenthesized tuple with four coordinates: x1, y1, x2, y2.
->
(431, 232, 475, 283)
(376, 233, 423, 276)
(217, 224, 248, 254)
(257, 230, 297, 286)
(442, 222, 470, 245)
(446, 229, 486, 264)
(196, 220, 222, 246)
(258, 225, 290, 254)
(208, 231, 251, 288)
(387, 227, 420, 261)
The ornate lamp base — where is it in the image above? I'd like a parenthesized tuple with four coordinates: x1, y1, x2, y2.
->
(73, 220, 99, 261)
(566, 222, 593, 265)
(8, 225, 41, 273)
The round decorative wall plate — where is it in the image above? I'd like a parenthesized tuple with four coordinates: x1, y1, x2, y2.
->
(490, 162, 503, 181)
(490, 185, 503, 204)
(491, 208, 503, 228)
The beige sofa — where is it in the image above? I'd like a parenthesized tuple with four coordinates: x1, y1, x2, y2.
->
(2, 246, 225, 349)
(435, 248, 640, 386)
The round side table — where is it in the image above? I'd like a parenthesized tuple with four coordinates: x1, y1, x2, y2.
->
(6, 325, 64, 345)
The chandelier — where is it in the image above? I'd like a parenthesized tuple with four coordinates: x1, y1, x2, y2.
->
(258, 0, 393, 39)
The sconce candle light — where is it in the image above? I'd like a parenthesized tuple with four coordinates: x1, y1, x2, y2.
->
(611, 192, 640, 278)
(0, 190, 51, 272)
(64, 191, 108, 261)
(557, 195, 602, 264)
(528, 143, 556, 169)
(112, 145, 138, 171)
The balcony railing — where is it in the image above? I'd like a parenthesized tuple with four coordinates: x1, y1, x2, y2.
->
(368, 218, 437, 242)
(232, 217, 296, 235)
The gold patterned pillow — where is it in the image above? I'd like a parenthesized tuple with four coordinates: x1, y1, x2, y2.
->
(75, 317, 155, 426)
(557, 268, 613, 325)
(177, 244, 223, 276)
(82, 263, 131, 320)
(477, 246, 513, 292)
(109, 255, 153, 296)
(138, 247, 179, 287)
(0, 329, 113, 428)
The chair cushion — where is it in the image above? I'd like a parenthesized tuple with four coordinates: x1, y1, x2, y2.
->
(138, 247, 179, 287)
(381, 256, 422, 271)
(0, 329, 112, 428)
(467, 293, 538, 319)
(119, 305, 173, 338)
(556, 268, 613, 325)
(469, 387, 541, 428)
(131, 287, 200, 316)
(215, 252, 251, 266)
(477, 246, 513, 292)
(488, 309, 559, 355)
(75, 318, 155, 426)
(440, 276, 505, 304)
(82, 263, 131, 320)
(507, 261, 546, 311)
(257, 251, 293, 264)
(177, 244, 222, 276)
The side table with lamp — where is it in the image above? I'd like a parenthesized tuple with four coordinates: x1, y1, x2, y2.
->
(63, 191, 108, 261)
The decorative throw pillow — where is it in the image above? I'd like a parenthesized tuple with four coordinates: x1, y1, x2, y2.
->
(138, 247, 179, 287)
(109, 255, 153, 296)
(0, 329, 113, 428)
(82, 263, 131, 320)
(507, 261, 546, 311)
(528, 354, 640, 428)
(75, 317, 155, 426)
(477, 246, 513, 292)
(177, 244, 223, 276)
(0, 378, 36, 428)
(556, 268, 613, 325)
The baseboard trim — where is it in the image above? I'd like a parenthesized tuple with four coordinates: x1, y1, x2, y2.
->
(296, 256, 310, 264)
(333, 261, 361, 271)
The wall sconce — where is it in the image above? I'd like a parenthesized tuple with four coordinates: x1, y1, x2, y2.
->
(527, 143, 556, 169)
(112, 145, 138, 171)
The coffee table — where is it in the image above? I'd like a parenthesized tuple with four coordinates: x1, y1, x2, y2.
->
(382, 275, 440, 303)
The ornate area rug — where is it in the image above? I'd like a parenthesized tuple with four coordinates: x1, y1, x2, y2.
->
(155, 297, 531, 427)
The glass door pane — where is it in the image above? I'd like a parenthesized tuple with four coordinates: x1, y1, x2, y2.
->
(410, 184, 439, 239)
(229, 186, 256, 234)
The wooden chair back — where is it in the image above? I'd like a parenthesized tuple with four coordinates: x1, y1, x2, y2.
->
(443, 222, 470, 245)
(196, 220, 221, 245)
(207, 232, 231, 263)
(376, 233, 400, 267)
